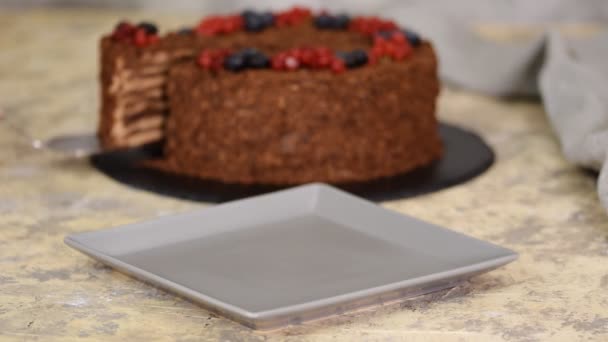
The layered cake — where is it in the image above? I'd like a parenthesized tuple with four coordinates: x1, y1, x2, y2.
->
(99, 7, 442, 185)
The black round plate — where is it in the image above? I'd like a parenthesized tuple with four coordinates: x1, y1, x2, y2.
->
(90, 123, 494, 202)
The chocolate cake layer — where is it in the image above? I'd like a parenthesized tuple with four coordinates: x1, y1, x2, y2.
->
(152, 42, 441, 184)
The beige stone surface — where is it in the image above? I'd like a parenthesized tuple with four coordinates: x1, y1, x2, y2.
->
(1, 9, 607, 341)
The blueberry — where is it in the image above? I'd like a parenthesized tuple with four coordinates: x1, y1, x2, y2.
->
(137, 22, 158, 35)
(248, 53, 270, 68)
(333, 14, 350, 29)
(241, 9, 257, 19)
(337, 50, 368, 68)
(244, 14, 266, 32)
(336, 51, 358, 68)
(314, 15, 334, 29)
(402, 29, 421, 46)
(224, 54, 246, 71)
(315, 14, 350, 30)
(260, 12, 275, 26)
(242, 10, 274, 32)
(177, 27, 193, 35)
(237, 49, 269, 69)
(351, 49, 368, 66)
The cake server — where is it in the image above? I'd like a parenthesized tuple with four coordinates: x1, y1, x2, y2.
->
(36, 132, 101, 158)
(0, 108, 101, 157)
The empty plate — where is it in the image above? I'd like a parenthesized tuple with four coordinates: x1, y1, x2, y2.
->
(65, 183, 517, 330)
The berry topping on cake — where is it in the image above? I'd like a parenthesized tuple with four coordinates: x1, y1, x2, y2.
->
(313, 15, 333, 29)
(224, 53, 247, 71)
(242, 10, 275, 32)
(108, 7, 425, 70)
(110, 20, 159, 47)
(349, 17, 398, 36)
(371, 34, 412, 61)
(330, 58, 346, 74)
(137, 22, 158, 35)
(403, 29, 422, 46)
(284, 56, 300, 70)
(221, 48, 272, 71)
(198, 49, 232, 71)
(274, 7, 312, 27)
(313, 14, 350, 29)
(337, 49, 368, 68)
(247, 51, 270, 68)
(377, 29, 422, 47)
(110, 21, 135, 41)
(196, 15, 244, 36)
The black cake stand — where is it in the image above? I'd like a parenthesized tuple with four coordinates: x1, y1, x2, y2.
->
(90, 123, 494, 202)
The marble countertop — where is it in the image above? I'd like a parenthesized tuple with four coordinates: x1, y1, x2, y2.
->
(1, 9, 607, 342)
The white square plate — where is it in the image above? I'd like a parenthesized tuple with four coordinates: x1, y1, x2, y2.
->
(65, 183, 517, 330)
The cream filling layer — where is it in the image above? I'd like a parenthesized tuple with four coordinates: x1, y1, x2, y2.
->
(107, 49, 195, 146)
(118, 88, 164, 110)
(119, 99, 168, 118)
(110, 112, 165, 138)
(110, 74, 166, 94)
(122, 129, 164, 147)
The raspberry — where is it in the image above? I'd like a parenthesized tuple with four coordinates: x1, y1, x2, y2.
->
(391, 31, 406, 44)
(373, 35, 388, 45)
(381, 21, 398, 31)
(315, 54, 333, 68)
(331, 58, 346, 74)
(275, 6, 311, 27)
(197, 49, 232, 70)
(271, 52, 288, 70)
(315, 47, 332, 56)
(371, 45, 385, 58)
(137, 22, 158, 35)
(390, 44, 412, 61)
(198, 52, 214, 69)
(284, 56, 300, 70)
(115, 22, 134, 34)
(111, 21, 136, 42)
(134, 28, 148, 47)
(196, 15, 243, 36)
(226, 15, 244, 33)
(286, 48, 299, 60)
(349, 16, 398, 36)
(300, 48, 316, 66)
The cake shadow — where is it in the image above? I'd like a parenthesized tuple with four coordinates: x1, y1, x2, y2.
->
(90, 123, 494, 203)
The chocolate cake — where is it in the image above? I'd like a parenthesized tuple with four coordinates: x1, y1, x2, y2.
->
(99, 7, 442, 185)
